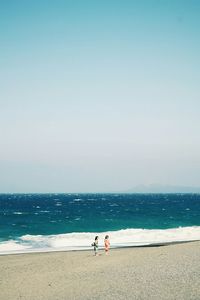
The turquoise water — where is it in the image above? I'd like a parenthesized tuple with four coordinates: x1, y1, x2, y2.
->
(0, 193, 200, 254)
(1, 193, 200, 240)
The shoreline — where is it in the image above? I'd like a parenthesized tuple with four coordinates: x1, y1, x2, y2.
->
(0, 239, 200, 257)
(1, 226, 200, 256)
(0, 241, 200, 299)
(0, 238, 199, 257)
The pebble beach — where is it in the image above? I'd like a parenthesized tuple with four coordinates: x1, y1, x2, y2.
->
(0, 241, 200, 300)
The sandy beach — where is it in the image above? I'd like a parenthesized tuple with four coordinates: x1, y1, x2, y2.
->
(0, 241, 200, 300)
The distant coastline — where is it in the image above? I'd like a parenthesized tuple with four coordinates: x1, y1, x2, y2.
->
(123, 184, 200, 194)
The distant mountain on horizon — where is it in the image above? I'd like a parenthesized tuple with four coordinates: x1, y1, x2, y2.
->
(124, 184, 200, 193)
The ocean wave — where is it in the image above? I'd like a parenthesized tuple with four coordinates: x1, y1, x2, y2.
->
(73, 198, 83, 202)
(0, 226, 200, 255)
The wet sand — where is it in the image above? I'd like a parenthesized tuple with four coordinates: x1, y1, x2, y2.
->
(0, 241, 200, 300)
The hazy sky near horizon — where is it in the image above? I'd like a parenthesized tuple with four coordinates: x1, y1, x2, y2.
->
(0, 0, 200, 192)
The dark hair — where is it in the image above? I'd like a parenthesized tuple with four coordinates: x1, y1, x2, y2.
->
(105, 235, 109, 239)
(95, 236, 98, 240)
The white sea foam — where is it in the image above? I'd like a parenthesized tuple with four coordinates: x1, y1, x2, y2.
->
(0, 240, 30, 252)
(73, 198, 83, 202)
(0, 227, 200, 255)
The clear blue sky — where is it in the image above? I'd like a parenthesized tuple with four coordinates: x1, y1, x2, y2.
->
(0, 0, 200, 192)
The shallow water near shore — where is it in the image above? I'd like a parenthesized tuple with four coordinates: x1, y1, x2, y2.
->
(0, 193, 200, 254)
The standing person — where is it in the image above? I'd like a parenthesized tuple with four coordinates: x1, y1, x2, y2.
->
(104, 235, 110, 255)
(92, 236, 99, 256)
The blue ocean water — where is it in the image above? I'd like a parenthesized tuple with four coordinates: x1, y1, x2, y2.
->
(0, 193, 200, 254)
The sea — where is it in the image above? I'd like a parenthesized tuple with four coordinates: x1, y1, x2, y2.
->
(0, 193, 200, 255)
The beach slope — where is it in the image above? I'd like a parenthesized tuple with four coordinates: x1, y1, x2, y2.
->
(0, 241, 200, 300)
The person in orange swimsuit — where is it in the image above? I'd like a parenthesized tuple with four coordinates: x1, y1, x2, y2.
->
(104, 235, 110, 255)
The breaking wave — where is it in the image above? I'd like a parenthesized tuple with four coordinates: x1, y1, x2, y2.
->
(0, 226, 200, 255)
